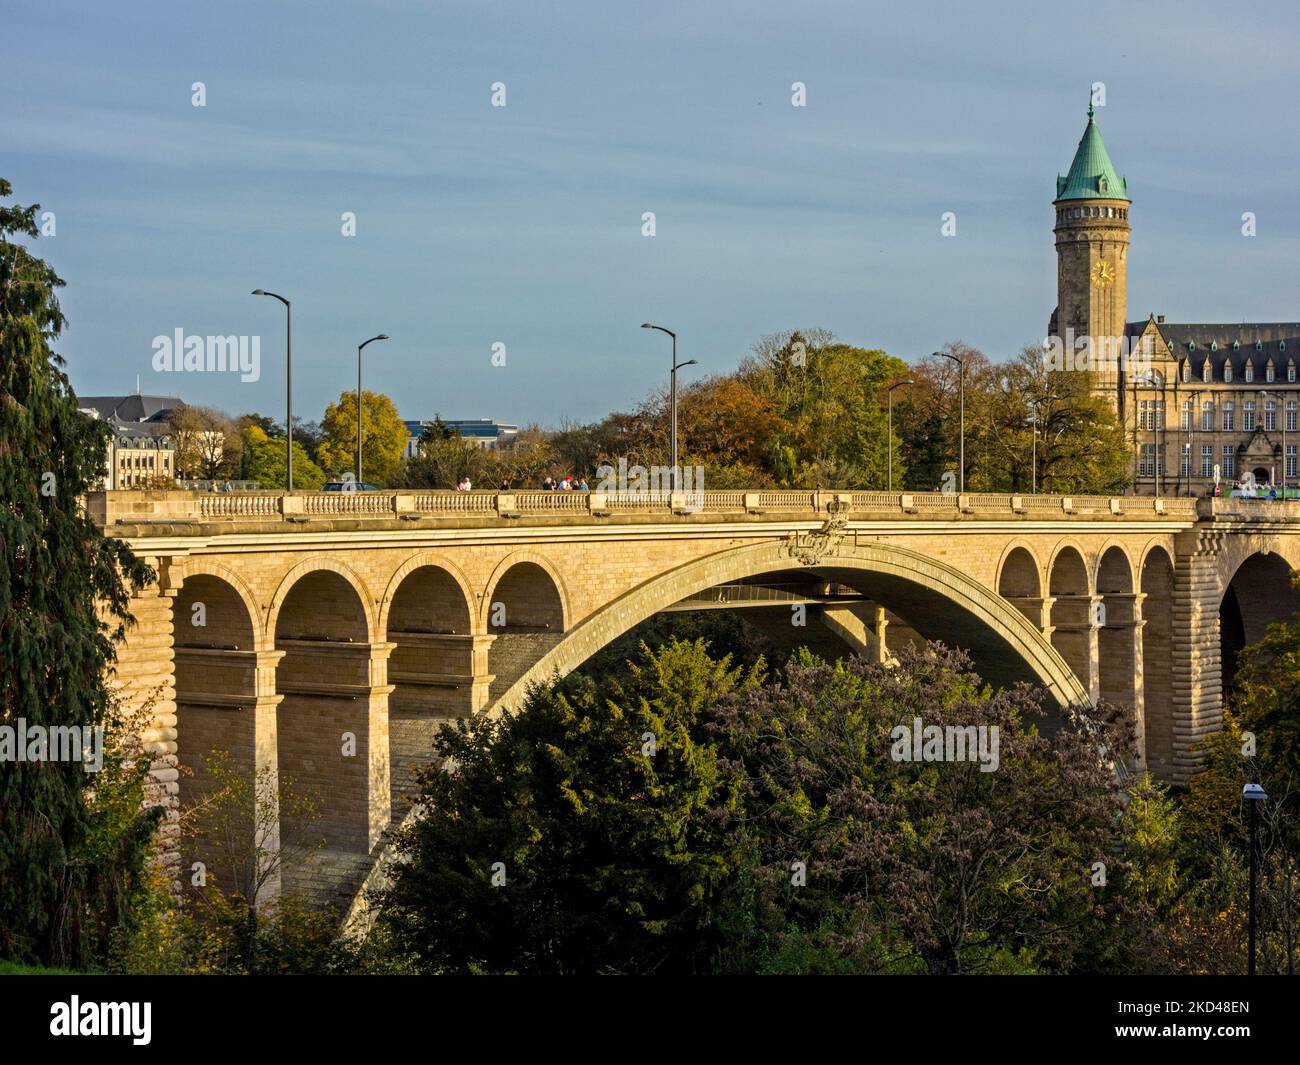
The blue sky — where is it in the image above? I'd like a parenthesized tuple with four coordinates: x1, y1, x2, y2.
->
(6, 0, 1300, 425)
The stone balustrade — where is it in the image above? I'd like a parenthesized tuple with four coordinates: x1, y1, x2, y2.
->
(86, 488, 1211, 528)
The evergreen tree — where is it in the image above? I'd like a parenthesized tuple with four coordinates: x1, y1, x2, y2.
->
(0, 179, 157, 967)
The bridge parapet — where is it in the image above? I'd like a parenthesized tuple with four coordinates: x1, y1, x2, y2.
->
(88, 488, 1212, 529)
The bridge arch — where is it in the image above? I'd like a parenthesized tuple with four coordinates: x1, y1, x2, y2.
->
(173, 559, 266, 650)
(378, 552, 477, 636)
(1139, 545, 1175, 777)
(487, 539, 1088, 715)
(171, 570, 263, 902)
(480, 551, 570, 708)
(266, 558, 377, 645)
(380, 554, 480, 810)
(1220, 548, 1300, 694)
(996, 542, 1043, 597)
(1048, 544, 1094, 697)
(479, 551, 570, 634)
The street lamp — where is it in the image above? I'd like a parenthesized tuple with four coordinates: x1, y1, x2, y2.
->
(1258, 389, 1285, 497)
(641, 323, 697, 488)
(1028, 408, 1039, 494)
(887, 380, 914, 492)
(1244, 782, 1267, 975)
(936, 350, 965, 492)
(252, 290, 292, 491)
(356, 334, 390, 484)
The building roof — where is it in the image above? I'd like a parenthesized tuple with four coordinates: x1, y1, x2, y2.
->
(1128, 318, 1300, 377)
(1056, 103, 1129, 203)
(78, 394, 185, 425)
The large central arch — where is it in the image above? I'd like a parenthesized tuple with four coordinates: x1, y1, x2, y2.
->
(488, 538, 1089, 714)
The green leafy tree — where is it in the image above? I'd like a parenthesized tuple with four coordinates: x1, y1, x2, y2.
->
(316, 390, 408, 485)
(0, 179, 158, 967)
(379, 639, 761, 974)
(241, 424, 325, 490)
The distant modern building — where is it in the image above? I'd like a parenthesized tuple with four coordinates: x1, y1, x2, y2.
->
(78, 393, 183, 489)
(403, 418, 519, 458)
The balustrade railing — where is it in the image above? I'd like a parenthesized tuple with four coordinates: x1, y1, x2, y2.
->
(88, 488, 1211, 528)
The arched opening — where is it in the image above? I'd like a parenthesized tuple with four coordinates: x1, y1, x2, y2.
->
(173, 574, 260, 902)
(1049, 547, 1094, 698)
(1096, 547, 1138, 712)
(385, 565, 476, 813)
(488, 541, 1087, 718)
(1220, 552, 1299, 695)
(1140, 549, 1175, 778)
(274, 569, 385, 901)
(486, 561, 565, 704)
(998, 547, 1043, 627)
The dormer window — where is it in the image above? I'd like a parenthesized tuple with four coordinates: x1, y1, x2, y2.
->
(1289, 360, 1296, 383)
(1202, 361, 1212, 383)
(1267, 361, 1276, 383)
(1181, 361, 1190, 382)
(1245, 362, 1254, 383)
(1224, 363, 1233, 383)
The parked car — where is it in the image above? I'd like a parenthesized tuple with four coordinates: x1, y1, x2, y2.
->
(321, 480, 382, 492)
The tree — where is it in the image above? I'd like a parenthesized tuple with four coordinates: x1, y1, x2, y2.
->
(378, 639, 760, 974)
(738, 330, 911, 488)
(240, 424, 325, 490)
(316, 390, 408, 485)
(712, 645, 1136, 974)
(169, 405, 242, 480)
(0, 178, 159, 967)
(401, 422, 484, 489)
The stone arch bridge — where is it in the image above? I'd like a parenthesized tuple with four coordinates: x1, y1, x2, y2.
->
(92, 488, 1300, 914)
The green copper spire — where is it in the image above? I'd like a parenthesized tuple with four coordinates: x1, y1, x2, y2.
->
(1056, 102, 1128, 202)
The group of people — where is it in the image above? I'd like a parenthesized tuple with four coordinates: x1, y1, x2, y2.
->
(541, 475, 589, 491)
(455, 475, 590, 491)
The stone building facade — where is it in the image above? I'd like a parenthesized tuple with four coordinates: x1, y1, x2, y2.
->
(1050, 105, 1300, 496)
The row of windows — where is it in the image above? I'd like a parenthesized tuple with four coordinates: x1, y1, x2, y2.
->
(1145, 445, 1298, 480)
(1160, 399, 1300, 433)
(118, 455, 171, 470)
(1181, 359, 1295, 384)
(1057, 205, 1128, 222)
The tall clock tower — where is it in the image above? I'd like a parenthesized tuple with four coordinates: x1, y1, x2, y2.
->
(1050, 101, 1130, 384)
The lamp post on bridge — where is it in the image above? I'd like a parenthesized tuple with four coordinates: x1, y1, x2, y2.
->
(887, 379, 914, 492)
(935, 350, 965, 492)
(356, 334, 390, 484)
(641, 323, 697, 488)
(252, 290, 293, 491)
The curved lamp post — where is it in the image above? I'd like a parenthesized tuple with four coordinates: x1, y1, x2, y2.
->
(935, 350, 965, 492)
(641, 323, 697, 488)
(356, 334, 390, 483)
(252, 290, 292, 490)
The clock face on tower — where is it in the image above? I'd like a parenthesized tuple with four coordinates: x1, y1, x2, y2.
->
(1091, 260, 1115, 287)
